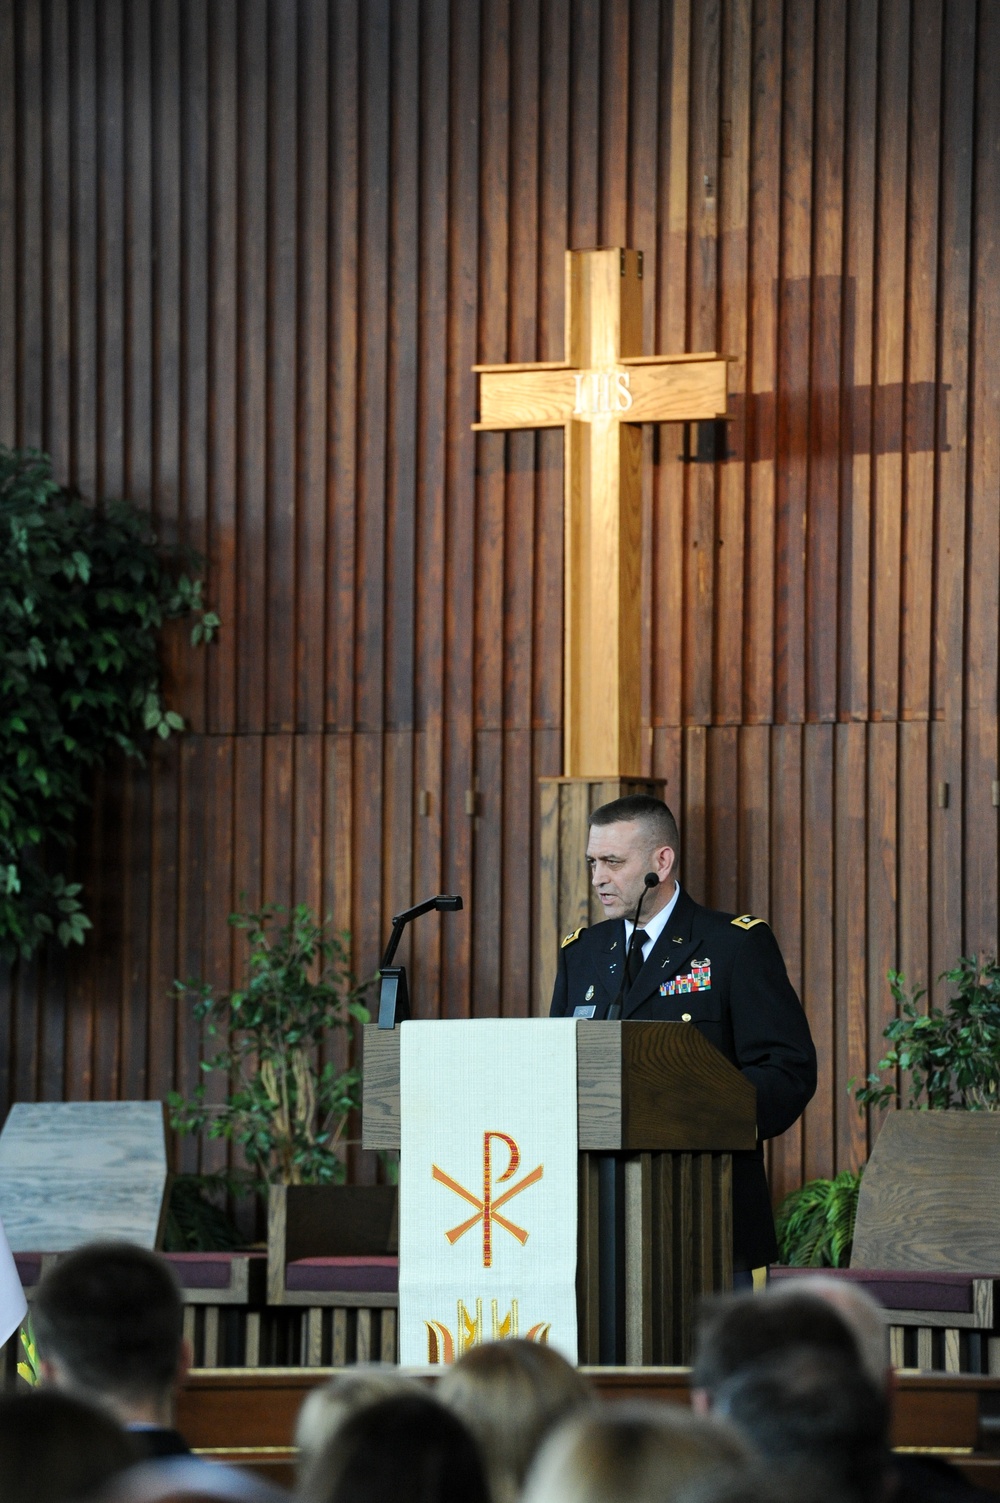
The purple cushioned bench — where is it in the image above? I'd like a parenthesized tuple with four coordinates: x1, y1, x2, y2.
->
(13, 1253, 44, 1295)
(770, 1266, 1000, 1317)
(13, 1250, 266, 1305)
(162, 1251, 267, 1306)
(6, 1250, 269, 1371)
(769, 1266, 1000, 1373)
(285, 1256, 399, 1296)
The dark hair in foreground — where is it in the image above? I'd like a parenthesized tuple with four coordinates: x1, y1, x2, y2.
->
(301, 1393, 490, 1503)
(589, 795, 680, 859)
(692, 1291, 861, 1397)
(0, 1389, 137, 1503)
(713, 1347, 890, 1503)
(32, 1240, 183, 1404)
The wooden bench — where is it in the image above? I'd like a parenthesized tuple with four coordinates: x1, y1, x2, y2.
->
(770, 1266, 1000, 1373)
(775, 1113, 1000, 1373)
(165, 1252, 268, 1368)
(0, 1249, 271, 1380)
(0, 1104, 278, 1374)
(173, 1367, 1000, 1493)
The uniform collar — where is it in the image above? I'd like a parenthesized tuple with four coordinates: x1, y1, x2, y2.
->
(624, 880, 679, 950)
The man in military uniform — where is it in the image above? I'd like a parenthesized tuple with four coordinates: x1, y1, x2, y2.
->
(549, 793, 816, 1279)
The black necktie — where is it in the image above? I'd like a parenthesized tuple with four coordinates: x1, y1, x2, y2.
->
(625, 929, 648, 990)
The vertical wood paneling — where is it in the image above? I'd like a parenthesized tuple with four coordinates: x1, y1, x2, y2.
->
(742, 0, 780, 724)
(206, 0, 239, 736)
(714, 0, 750, 728)
(899, 0, 941, 720)
(45, 0, 73, 469)
(70, 0, 98, 498)
(870, 0, 910, 722)
(930, 0, 975, 991)
(17, 0, 44, 445)
(0, 0, 15, 443)
(773, 0, 812, 726)
(296, 0, 330, 736)
(234, 0, 267, 733)
(838, 0, 877, 722)
(963, 0, 1000, 955)
(2, 0, 999, 1211)
(806, 0, 844, 724)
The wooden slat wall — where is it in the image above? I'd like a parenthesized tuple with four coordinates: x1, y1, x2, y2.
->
(1, 0, 998, 1201)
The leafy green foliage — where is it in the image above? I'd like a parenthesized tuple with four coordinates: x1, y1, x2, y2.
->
(0, 445, 219, 960)
(18, 1319, 40, 1386)
(162, 1173, 247, 1252)
(774, 1169, 863, 1267)
(853, 956, 1000, 1112)
(168, 904, 372, 1186)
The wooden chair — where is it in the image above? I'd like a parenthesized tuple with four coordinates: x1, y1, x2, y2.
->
(267, 1185, 399, 1366)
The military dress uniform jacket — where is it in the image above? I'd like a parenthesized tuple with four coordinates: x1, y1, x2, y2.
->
(549, 886, 817, 1269)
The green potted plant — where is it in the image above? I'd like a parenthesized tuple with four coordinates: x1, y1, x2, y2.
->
(853, 955, 1000, 1111)
(0, 445, 217, 960)
(774, 1169, 862, 1267)
(169, 903, 388, 1266)
(169, 902, 373, 1185)
(775, 956, 1000, 1266)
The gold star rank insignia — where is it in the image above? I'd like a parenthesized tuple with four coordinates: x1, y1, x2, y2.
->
(561, 925, 585, 947)
(731, 914, 766, 930)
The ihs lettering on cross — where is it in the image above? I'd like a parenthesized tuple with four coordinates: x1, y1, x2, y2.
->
(473, 248, 728, 778)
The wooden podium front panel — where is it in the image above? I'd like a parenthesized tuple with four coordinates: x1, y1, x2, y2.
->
(363, 1022, 755, 1154)
(361, 1022, 744, 1365)
(619, 1024, 756, 1151)
(577, 1149, 734, 1365)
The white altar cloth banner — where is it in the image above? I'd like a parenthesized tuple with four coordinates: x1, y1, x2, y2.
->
(399, 1018, 578, 1366)
(0, 1211, 26, 1346)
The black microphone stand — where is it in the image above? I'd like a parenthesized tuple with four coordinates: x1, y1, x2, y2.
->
(606, 872, 659, 1020)
(376, 894, 463, 1028)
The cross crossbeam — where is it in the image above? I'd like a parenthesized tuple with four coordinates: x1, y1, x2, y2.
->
(473, 249, 728, 776)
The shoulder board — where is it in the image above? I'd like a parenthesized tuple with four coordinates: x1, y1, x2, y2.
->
(731, 914, 767, 931)
(561, 925, 586, 948)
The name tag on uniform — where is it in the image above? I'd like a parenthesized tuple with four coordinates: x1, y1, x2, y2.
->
(572, 1004, 596, 1019)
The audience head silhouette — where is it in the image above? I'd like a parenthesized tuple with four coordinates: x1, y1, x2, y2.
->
(691, 1289, 861, 1400)
(33, 1241, 187, 1429)
(713, 1345, 889, 1503)
(0, 1389, 136, 1503)
(295, 1368, 425, 1490)
(300, 1392, 490, 1503)
(521, 1400, 753, 1503)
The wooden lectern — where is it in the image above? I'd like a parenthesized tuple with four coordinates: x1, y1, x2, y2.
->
(362, 1020, 756, 1365)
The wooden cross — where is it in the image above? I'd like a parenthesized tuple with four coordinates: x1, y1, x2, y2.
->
(474, 249, 727, 776)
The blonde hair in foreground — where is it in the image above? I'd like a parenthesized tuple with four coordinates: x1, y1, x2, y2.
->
(521, 1401, 753, 1503)
(437, 1339, 591, 1503)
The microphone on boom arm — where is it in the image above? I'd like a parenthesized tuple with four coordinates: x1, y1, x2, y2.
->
(377, 894, 463, 1029)
(606, 871, 660, 1021)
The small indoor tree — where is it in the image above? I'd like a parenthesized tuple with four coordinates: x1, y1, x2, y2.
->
(853, 955, 1000, 1112)
(0, 445, 218, 960)
(168, 903, 373, 1186)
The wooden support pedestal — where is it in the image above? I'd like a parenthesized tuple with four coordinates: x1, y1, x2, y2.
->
(578, 1150, 733, 1366)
